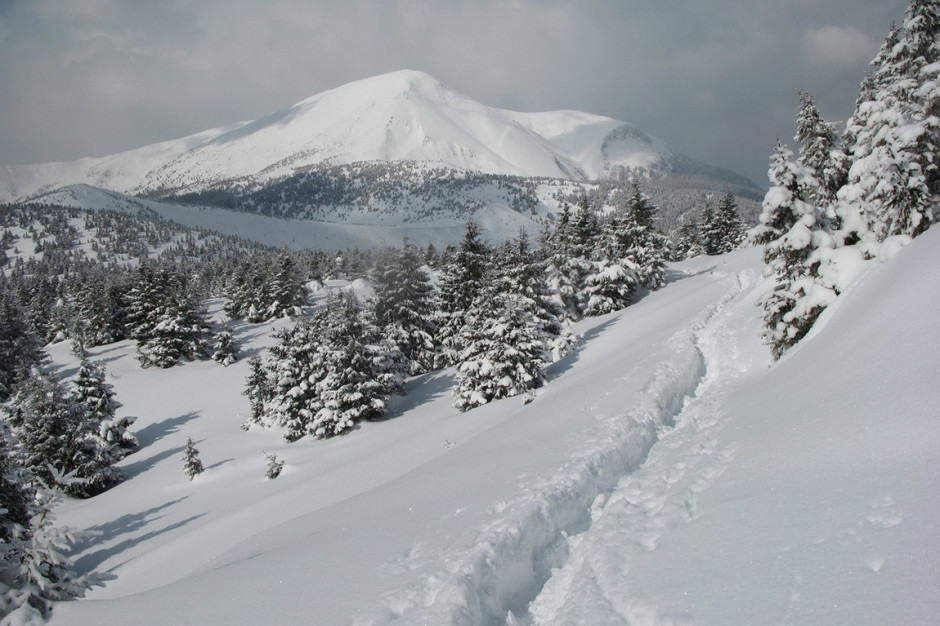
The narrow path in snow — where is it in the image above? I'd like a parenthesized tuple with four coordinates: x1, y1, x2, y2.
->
(372, 266, 760, 625)
(524, 268, 760, 625)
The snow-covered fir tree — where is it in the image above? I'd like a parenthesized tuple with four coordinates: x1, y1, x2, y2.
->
(621, 184, 667, 290)
(370, 242, 437, 375)
(704, 192, 746, 254)
(0, 432, 106, 622)
(580, 211, 639, 316)
(264, 452, 284, 479)
(436, 220, 490, 366)
(72, 359, 137, 457)
(211, 324, 240, 366)
(266, 251, 307, 320)
(181, 438, 204, 480)
(453, 283, 549, 412)
(3, 370, 121, 498)
(257, 292, 401, 441)
(544, 200, 597, 319)
(671, 214, 706, 259)
(0, 289, 42, 402)
(129, 268, 211, 368)
(263, 319, 322, 441)
(794, 90, 848, 213)
(306, 292, 401, 439)
(838, 0, 939, 244)
(753, 143, 809, 245)
(242, 354, 272, 430)
(497, 231, 575, 361)
(754, 0, 940, 359)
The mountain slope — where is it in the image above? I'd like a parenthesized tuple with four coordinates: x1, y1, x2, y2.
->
(46, 229, 938, 625)
(0, 70, 757, 203)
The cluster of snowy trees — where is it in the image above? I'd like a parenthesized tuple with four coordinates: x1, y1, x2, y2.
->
(243, 185, 734, 438)
(757, 0, 938, 358)
(0, 356, 134, 620)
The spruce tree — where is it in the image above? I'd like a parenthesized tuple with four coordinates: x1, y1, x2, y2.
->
(307, 292, 400, 439)
(264, 320, 323, 441)
(0, 289, 41, 402)
(498, 231, 574, 361)
(453, 287, 549, 412)
(211, 324, 240, 366)
(181, 438, 204, 480)
(242, 354, 272, 430)
(370, 242, 437, 375)
(437, 220, 490, 366)
(622, 184, 667, 290)
(795, 90, 848, 213)
(0, 437, 105, 621)
(266, 251, 307, 319)
(838, 0, 939, 242)
(72, 359, 137, 457)
(672, 215, 705, 259)
(710, 192, 746, 254)
(4, 371, 121, 498)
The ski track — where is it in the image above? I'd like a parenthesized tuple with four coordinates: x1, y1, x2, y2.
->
(366, 267, 759, 626)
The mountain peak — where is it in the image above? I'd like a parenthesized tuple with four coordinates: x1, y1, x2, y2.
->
(0, 70, 759, 202)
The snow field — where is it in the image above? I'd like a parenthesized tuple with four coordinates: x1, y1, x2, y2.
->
(43, 229, 939, 625)
(48, 249, 756, 625)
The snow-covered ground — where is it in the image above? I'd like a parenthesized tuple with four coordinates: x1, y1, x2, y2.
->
(47, 228, 939, 625)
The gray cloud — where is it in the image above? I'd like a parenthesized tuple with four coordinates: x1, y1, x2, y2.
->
(0, 0, 910, 187)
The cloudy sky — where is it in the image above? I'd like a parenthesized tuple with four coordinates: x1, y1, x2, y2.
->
(0, 0, 909, 187)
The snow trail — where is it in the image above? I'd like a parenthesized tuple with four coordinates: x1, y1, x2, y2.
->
(372, 267, 758, 625)
(525, 268, 762, 625)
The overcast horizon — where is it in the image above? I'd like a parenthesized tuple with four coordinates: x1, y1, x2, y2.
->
(0, 0, 910, 187)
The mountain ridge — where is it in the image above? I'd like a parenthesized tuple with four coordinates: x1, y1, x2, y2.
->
(0, 70, 758, 203)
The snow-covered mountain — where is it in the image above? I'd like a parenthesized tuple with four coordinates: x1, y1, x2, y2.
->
(0, 70, 756, 203)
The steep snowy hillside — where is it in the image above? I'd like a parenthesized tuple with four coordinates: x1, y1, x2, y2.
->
(0, 70, 758, 203)
(44, 228, 938, 625)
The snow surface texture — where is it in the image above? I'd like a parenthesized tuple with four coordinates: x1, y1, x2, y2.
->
(48, 232, 939, 625)
(0, 70, 752, 203)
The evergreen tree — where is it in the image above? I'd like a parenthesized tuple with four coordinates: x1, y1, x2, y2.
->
(264, 320, 322, 441)
(266, 251, 307, 319)
(242, 354, 272, 430)
(795, 90, 848, 212)
(707, 192, 746, 254)
(4, 371, 121, 498)
(497, 231, 574, 361)
(0, 289, 42, 402)
(622, 184, 667, 289)
(370, 242, 437, 375)
(132, 268, 211, 369)
(211, 324, 240, 366)
(307, 292, 400, 439)
(672, 215, 705, 259)
(181, 438, 204, 480)
(453, 287, 549, 412)
(758, 137, 835, 359)
(580, 212, 639, 316)
(72, 359, 137, 457)
(753, 143, 809, 245)
(264, 452, 284, 479)
(259, 292, 400, 441)
(838, 0, 939, 242)
(0, 446, 105, 622)
(700, 200, 720, 255)
(436, 220, 490, 366)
